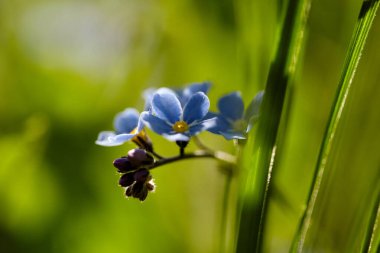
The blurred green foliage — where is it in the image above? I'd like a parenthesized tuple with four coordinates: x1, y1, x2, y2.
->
(0, 0, 379, 252)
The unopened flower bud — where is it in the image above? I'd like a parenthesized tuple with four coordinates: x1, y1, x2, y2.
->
(136, 187, 148, 201)
(119, 173, 135, 187)
(134, 169, 150, 182)
(125, 186, 133, 197)
(127, 149, 154, 166)
(113, 157, 134, 173)
(121, 168, 155, 201)
(131, 182, 144, 198)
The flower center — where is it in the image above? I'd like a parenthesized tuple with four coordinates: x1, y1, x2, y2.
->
(130, 128, 138, 134)
(173, 121, 189, 133)
(233, 119, 248, 132)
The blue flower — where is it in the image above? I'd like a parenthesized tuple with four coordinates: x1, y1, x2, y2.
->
(143, 82, 211, 110)
(141, 88, 215, 142)
(142, 87, 174, 111)
(208, 91, 264, 140)
(174, 81, 211, 106)
(96, 108, 144, 146)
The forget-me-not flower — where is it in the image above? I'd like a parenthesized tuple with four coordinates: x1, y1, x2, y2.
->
(143, 82, 211, 110)
(96, 108, 144, 146)
(174, 81, 211, 106)
(208, 91, 264, 140)
(141, 88, 215, 142)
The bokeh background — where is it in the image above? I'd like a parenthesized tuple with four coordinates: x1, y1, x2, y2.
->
(0, 0, 379, 252)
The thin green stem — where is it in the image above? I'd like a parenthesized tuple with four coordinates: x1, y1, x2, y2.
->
(148, 149, 236, 171)
(150, 150, 165, 160)
(361, 184, 380, 253)
(193, 136, 214, 152)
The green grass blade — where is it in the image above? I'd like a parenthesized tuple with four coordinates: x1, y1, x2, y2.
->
(291, 0, 380, 252)
(362, 192, 380, 253)
(235, 0, 312, 252)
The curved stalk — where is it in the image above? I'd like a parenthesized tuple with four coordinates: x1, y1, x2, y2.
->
(148, 149, 236, 171)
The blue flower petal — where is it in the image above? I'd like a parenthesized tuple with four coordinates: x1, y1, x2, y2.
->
(206, 115, 232, 134)
(244, 91, 264, 122)
(113, 108, 140, 134)
(162, 133, 190, 142)
(96, 131, 116, 145)
(142, 88, 156, 111)
(183, 92, 210, 124)
(96, 131, 135, 146)
(175, 82, 211, 106)
(134, 113, 146, 133)
(141, 112, 173, 135)
(151, 88, 182, 124)
(218, 92, 245, 121)
(219, 131, 246, 140)
(204, 111, 218, 119)
(184, 82, 211, 95)
(113, 133, 139, 143)
(188, 117, 217, 136)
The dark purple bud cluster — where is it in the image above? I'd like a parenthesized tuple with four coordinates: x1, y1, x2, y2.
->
(121, 169, 155, 201)
(113, 149, 155, 201)
(113, 149, 154, 172)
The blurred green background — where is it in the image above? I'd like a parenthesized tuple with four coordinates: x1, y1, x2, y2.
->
(0, 0, 379, 252)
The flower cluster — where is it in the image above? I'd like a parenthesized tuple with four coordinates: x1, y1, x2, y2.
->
(113, 149, 155, 201)
(96, 82, 263, 201)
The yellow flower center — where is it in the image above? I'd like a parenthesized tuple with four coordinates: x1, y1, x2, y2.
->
(233, 119, 248, 131)
(130, 128, 138, 134)
(173, 121, 189, 133)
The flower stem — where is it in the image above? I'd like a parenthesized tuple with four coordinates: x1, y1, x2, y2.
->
(193, 136, 213, 152)
(150, 150, 165, 160)
(180, 147, 185, 157)
(148, 150, 236, 170)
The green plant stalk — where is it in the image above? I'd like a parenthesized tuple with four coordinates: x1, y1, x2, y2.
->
(291, 0, 380, 251)
(235, 0, 311, 252)
(361, 187, 380, 253)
